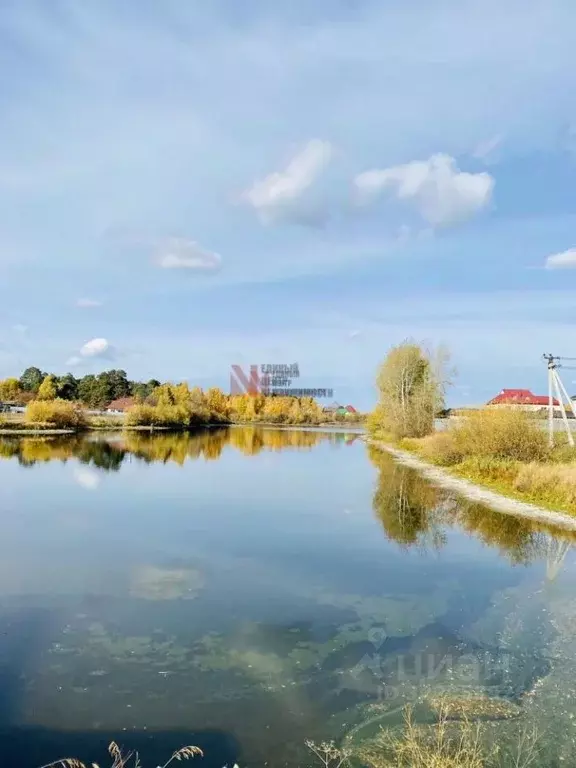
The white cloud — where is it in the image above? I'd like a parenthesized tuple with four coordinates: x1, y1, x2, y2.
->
(354, 154, 494, 227)
(12, 324, 27, 334)
(74, 467, 100, 490)
(81, 338, 112, 357)
(545, 248, 576, 269)
(66, 337, 115, 366)
(241, 139, 333, 224)
(156, 238, 222, 271)
(76, 298, 102, 308)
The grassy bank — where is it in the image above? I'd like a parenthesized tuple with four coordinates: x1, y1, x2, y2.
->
(375, 410, 576, 515)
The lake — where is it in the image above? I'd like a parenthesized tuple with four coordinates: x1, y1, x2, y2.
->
(1, 427, 576, 767)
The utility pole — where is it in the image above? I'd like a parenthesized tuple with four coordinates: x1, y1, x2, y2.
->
(543, 354, 576, 447)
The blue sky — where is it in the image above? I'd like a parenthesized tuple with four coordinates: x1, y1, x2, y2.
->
(1, 0, 576, 408)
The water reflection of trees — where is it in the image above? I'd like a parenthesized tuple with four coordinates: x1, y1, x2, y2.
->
(0, 436, 127, 469)
(370, 446, 446, 548)
(369, 444, 576, 566)
(0, 427, 355, 469)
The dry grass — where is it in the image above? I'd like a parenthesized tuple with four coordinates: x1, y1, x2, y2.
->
(25, 399, 87, 430)
(450, 409, 548, 463)
(412, 409, 549, 465)
(403, 409, 576, 513)
(407, 431, 464, 466)
(513, 462, 576, 507)
(39, 741, 203, 768)
(356, 705, 487, 768)
(88, 415, 125, 429)
(337, 704, 540, 768)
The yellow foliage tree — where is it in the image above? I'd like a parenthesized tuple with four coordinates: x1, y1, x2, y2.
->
(206, 387, 229, 422)
(37, 374, 58, 401)
(0, 377, 20, 402)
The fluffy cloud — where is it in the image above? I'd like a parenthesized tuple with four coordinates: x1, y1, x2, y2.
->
(80, 338, 112, 357)
(76, 298, 102, 308)
(241, 139, 333, 224)
(156, 238, 221, 271)
(545, 248, 576, 269)
(67, 337, 115, 366)
(354, 154, 494, 227)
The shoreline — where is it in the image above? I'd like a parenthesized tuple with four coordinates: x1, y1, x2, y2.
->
(368, 438, 576, 532)
(0, 421, 364, 435)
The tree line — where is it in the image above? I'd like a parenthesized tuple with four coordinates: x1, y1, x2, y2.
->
(0, 367, 162, 408)
(0, 367, 363, 429)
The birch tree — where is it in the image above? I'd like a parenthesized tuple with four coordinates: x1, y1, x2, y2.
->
(373, 340, 450, 438)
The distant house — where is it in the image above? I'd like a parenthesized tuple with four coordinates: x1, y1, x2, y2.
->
(323, 402, 359, 418)
(106, 397, 135, 414)
(487, 389, 559, 411)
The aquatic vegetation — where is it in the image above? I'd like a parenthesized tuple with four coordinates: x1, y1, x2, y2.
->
(39, 741, 203, 768)
(427, 694, 521, 721)
(130, 565, 205, 600)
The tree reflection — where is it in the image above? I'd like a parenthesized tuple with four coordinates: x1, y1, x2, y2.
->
(369, 444, 576, 567)
(0, 427, 351, 468)
(369, 445, 446, 548)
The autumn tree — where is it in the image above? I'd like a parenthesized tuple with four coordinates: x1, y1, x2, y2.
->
(0, 377, 21, 402)
(205, 387, 229, 422)
(37, 374, 58, 401)
(372, 340, 450, 438)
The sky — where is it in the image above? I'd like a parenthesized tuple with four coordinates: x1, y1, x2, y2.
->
(1, 0, 576, 409)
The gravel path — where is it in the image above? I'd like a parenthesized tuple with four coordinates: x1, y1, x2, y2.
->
(368, 439, 576, 532)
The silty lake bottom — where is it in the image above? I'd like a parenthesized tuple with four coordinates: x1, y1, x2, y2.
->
(1, 428, 576, 767)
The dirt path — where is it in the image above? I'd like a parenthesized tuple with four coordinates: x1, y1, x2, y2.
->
(368, 439, 576, 532)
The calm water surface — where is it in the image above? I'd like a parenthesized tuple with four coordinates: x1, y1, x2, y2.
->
(1, 428, 576, 767)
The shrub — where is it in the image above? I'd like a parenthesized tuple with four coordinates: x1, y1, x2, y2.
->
(25, 399, 87, 429)
(410, 430, 464, 466)
(125, 402, 205, 428)
(89, 415, 125, 429)
(450, 409, 549, 463)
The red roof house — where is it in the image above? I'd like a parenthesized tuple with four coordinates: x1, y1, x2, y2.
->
(487, 389, 559, 407)
(106, 397, 136, 412)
